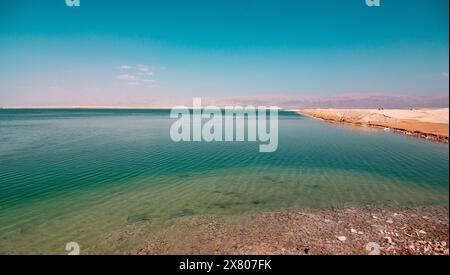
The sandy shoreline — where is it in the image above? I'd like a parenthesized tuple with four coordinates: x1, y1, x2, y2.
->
(133, 207, 449, 255)
(298, 108, 449, 143)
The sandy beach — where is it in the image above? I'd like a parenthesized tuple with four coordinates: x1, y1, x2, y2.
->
(134, 207, 449, 255)
(298, 108, 449, 142)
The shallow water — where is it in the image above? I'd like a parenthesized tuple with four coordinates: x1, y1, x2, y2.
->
(0, 109, 448, 254)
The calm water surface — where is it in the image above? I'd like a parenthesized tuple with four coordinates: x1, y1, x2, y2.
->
(0, 109, 448, 254)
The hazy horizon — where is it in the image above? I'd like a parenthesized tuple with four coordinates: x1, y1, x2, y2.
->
(1, 92, 449, 109)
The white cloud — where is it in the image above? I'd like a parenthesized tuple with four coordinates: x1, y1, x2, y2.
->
(138, 71, 153, 76)
(442, 72, 449, 78)
(141, 79, 155, 83)
(114, 64, 158, 89)
(116, 74, 140, 81)
(137, 64, 151, 72)
(117, 65, 132, 70)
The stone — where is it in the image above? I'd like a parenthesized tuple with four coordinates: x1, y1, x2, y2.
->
(337, 236, 347, 242)
(384, 236, 394, 245)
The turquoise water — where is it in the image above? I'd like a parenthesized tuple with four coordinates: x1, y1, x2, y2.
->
(0, 109, 448, 254)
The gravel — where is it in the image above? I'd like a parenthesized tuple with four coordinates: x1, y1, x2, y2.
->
(134, 206, 449, 255)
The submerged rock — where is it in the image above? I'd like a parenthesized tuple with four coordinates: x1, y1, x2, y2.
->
(127, 213, 152, 222)
(213, 201, 241, 209)
(170, 209, 195, 219)
(263, 176, 276, 182)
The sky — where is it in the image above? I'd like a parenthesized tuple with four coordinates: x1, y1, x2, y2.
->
(0, 0, 448, 108)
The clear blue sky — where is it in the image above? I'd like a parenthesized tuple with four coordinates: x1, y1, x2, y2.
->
(0, 0, 448, 107)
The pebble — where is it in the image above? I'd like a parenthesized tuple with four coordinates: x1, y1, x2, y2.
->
(384, 236, 394, 245)
(386, 219, 394, 224)
(337, 236, 347, 242)
(135, 208, 449, 255)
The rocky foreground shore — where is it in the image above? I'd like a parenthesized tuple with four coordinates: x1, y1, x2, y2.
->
(135, 207, 449, 255)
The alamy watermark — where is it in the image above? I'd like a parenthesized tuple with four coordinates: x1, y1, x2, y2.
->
(365, 0, 381, 7)
(65, 0, 80, 7)
(65, 242, 80, 255)
(64, 1, 379, 9)
(170, 98, 279, 153)
(65, 1, 379, 8)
